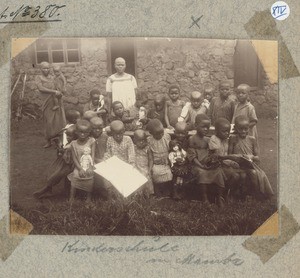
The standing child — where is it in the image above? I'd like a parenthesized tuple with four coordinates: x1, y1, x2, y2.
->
(187, 114, 226, 207)
(147, 119, 173, 197)
(165, 85, 185, 129)
(228, 116, 274, 199)
(208, 81, 235, 126)
(69, 120, 95, 202)
(133, 129, 154, 195)
(53, 65, 67, 111)
(90, 117, 108, 164)
(178, 91, 208, 130)
(104, 120, 135, 165)
(33, 125, 77, 198)
(148, 94, 166, 127)
(106, 57, 138, 111)
(232, 84, 258, 139)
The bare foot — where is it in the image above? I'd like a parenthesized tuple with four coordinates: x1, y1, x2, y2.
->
(52, 106, 59, 111)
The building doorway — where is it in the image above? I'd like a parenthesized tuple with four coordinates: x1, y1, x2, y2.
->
(108, 38, 136, 76)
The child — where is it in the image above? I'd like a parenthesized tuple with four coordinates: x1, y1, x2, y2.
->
(133, 129, 154, 195)
(148, 94, 166, 128)
(173, 121, 189, 150)
(209, 118, 241, 198)
(187, 114, 226, 207)
(83, 89, 108, 123)
(90, 116, 108, 164)
(208, 81, 235, 126)
(69, 120, 95, 202)
(106, 57, 138, 111)
(104, 120, 135, 165)
(80, 147, 93, 171)
(147, 119, 173, 197)
(228, 116, 274, 199)
(109, 101, 135, 131)
(165, 85, 185, 129)
(53, 65, 67, 111)
(232, 84, 258, 139)
(178, 91, 208, 130)
(33, 125, 76, 198)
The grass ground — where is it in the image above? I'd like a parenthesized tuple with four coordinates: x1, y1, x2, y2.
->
(10, 118, 278, 235)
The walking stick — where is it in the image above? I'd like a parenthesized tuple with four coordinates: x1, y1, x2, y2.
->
(16, 73, 27, 120)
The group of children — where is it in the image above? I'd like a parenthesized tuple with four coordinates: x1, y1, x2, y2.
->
(33, 81, 274, 207)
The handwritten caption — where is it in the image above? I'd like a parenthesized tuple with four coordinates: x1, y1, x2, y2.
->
(61, 237, 244, 267)
(0, 4, 66, 23)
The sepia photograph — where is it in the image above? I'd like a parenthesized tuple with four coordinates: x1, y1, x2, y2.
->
(10, 37, 278, 235)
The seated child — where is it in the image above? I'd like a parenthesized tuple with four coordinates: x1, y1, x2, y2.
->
(178, 91, 208, 130)
(104, 120, 135, 165)
(109, 101, 135, 131)
(232, 84, 258, 139)
(53, 65, 66, 111)
(228, 116, 274, 199)
(33, 125, 77, 198)
(147, 94, 167, 128)
(83, 89, 108, 123)
(208, 81, 235, 126)
(69, 120, 95, 202)
(147, 119, 173, 197)
(187, 114, 226, 207)
(209, 118, 241, 197)
(133, 129, 154, 195)
(90, 117, 108, 164)
(165, 85, 185, 129)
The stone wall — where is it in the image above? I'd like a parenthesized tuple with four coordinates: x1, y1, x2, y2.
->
(135, 38, 236, 102)
(11, 38, 108, 114)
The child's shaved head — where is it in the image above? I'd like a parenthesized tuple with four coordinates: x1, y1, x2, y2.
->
(147, 119, 163, 134)
(66, 125, 76, 135)
(195, 113, 210, 124)
(154, 94, 165, 103)
(219, 80, 231, 88)
(65, 109, 81, 124)
(191, 91, 203, 99)
(110, 120, 125, 132)
(237, 83, 250, 93)
(215, 118, 230, 130)
(134, 129, 147, 141)
(234, 115, 249, 126)
(174, 121, 188, 132)
(90, 116, 103, 127)
(83, 110, 98, 121)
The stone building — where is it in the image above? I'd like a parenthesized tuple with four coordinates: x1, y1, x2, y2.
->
(11, 38, 277, 118)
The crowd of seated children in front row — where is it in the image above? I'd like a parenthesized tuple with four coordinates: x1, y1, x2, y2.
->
(33, 82, 274, 207)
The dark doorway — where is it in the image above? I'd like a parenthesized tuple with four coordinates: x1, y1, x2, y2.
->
(234, 40, 263, 89)
(108, 38, 136, 76)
